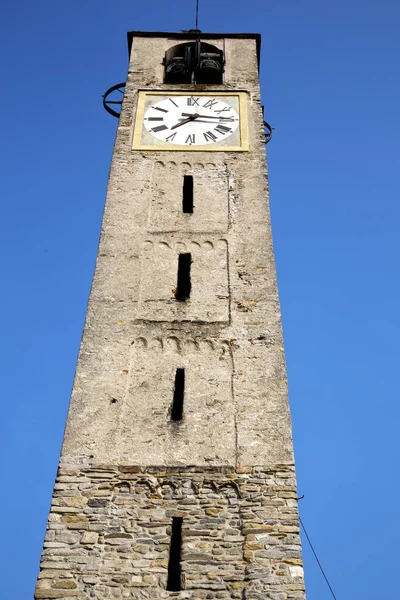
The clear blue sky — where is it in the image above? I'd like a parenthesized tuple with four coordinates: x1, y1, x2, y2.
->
(1, 1, 399, 598)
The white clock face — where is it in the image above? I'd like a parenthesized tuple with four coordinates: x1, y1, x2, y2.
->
(143, 95, 240, 146)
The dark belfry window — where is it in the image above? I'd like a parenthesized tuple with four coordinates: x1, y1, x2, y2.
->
(164, 42, 224, 85)
(175, 253, 191, 301)
(171, 368, 185, 421)
(167, 517, 183, 591)
(182, 176, 194, 214)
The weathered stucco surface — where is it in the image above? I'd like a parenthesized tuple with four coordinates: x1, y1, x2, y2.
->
(35, 32, 306, 599)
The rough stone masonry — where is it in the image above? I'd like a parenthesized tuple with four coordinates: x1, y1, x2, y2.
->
(35, 32, 307, 599)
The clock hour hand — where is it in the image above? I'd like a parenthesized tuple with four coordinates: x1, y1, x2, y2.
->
(170, 114, 199, 130)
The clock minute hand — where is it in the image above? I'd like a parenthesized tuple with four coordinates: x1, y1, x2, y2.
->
(170, 114, 199, 130)
(181, 112, 232, 120)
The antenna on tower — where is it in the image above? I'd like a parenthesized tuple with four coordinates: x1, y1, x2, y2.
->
(192, 0, 201, 84)
(195, 0, 199, 30)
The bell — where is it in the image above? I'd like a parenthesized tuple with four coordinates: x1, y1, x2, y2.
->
(165, 58, 189, 83)
(196, 53, 223, 84)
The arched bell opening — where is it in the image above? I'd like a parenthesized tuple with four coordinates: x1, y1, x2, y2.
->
(164, 41, 224, 85)
(195, 42, 224, 84)
(164, 42, 192, 84)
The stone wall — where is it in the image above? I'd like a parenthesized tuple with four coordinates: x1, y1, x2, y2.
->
(35, 464, 305, 600)
(35, 32, 307, 599)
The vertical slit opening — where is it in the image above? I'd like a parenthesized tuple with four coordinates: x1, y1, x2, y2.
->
(175, 253, 191, 301)
(171, 368, 185, 421)
(182, 175, 194, 214)
(167, 517, 182, 591)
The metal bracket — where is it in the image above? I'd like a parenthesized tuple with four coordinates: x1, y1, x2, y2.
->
(103, 82, 126, 118)
(264, 121, 273, 144)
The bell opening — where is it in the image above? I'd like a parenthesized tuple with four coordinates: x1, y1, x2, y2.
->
(164, 42, 224, 85)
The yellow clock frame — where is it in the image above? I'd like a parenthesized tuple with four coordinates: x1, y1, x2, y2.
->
(132, 90, 249, 152)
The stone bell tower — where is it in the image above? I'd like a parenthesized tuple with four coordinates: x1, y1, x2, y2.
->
(35, 31, 306, 600)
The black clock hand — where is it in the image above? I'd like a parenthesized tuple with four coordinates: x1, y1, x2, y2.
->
(181, 112, 233, 119)
(170, 114, 199, 130)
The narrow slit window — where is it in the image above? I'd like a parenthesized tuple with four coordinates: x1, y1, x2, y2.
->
(182, 175, 194, 214)
(167, 517, 182, 591)
(175, 253, 191, 301)
(171, 368, 185, 421)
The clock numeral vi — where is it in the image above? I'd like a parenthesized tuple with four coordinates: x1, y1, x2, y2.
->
(185, 134, 196, 145)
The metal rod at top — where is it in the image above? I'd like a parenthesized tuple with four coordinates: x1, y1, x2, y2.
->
(196, 0, 199, 30)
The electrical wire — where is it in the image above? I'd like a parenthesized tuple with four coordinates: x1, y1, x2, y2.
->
(299, 514, 338, 600)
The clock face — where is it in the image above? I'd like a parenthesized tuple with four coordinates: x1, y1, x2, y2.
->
(133, 92, 248, 151)
(143, 95, 240, 146)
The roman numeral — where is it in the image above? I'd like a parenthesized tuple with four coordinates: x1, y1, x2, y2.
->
(203, 99, 218, 109)
(185, 134, 196, 145)
(214, 124, 232, 135)
(147, 117, 164, 121)
(220, 116, 236, 122)
(203, 131, 217, 142)
(165, 132, 177, 142)
(215, 107, 231, 115)
(154, 107, 168, 113)
(187, 96, 200, 106)
(169, 99, 179, 107)
(152, 125, 169, 132)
